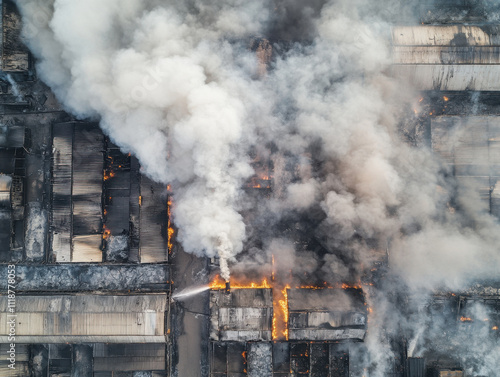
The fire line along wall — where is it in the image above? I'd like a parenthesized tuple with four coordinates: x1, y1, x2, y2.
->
(208, 283, 366, 377)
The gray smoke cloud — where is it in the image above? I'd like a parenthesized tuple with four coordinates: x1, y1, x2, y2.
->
(16, 0, 276, 280)
(15, 0, 500, 374)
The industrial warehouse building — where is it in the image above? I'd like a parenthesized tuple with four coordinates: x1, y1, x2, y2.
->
(209, 287, 365, 376)
(0, 0, 500, 376)
(0, 1, 171, 376)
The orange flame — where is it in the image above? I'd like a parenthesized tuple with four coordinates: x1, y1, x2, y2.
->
(209, 275, 363, 341)
(443, 96, 449, 102)
(249, 174, 272, 189)
(209, 274, 226, 289)
(167, 194, 174, 253)
(272, 314, 277, 340)
(280, 286, 289, 339)
(102, 224, 111, 240)
(209, 274, 271, 289)
(341, 283, 362, 289)
(103, 170, 115, 181)
(272, 284, 290, 341)
(460, 316, 473, 322)
(297, 285, 330, 289)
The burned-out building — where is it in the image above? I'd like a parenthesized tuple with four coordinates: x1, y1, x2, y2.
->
(203, 3, 500, 377)
(0, 1, 172, 376)
(50, 121, 169, 264)
(1, 0, 30, 75)
(390, 5, 500, 376)
(208, 286, 366, 377)
(0, 124, 24, 260)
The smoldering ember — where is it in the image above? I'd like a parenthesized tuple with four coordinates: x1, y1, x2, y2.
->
(2, 0, 500, 376)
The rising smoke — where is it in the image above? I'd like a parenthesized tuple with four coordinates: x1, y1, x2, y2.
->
(15, 0, 500, 374)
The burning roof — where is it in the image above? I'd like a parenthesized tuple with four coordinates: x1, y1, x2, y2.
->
(209, 284, 367, 343)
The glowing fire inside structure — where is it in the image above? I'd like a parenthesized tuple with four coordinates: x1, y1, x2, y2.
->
(209, 273, 366, 341)
(167, 185, 174, 254)
(272, 285, 290, 340)
(102, 224, 111, 240)
(210, 273, 289, 340)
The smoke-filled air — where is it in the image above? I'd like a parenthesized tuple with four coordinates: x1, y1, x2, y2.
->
(15, 0, 500, 374)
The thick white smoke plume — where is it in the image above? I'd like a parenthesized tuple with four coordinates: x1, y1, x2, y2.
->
(15, 0, 500, 374)
(17, 0, 275, 280)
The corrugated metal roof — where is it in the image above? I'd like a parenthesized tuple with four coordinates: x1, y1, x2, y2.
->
(72, 234, 102, 262)
(288, 328, 366, 341)
(290, 311, 366, 329)
(392, 25, 500, 46)
(4, 295, 166, 313)
(72, 124, 103, 241)
(391, 26, 500, 90)
(140, 176, 168, 263)
(0, 344, 30, 376)
(439, 370, 464, 377)
(391, 65, 500, 91)
(129, 157, 141, 261)
(0, 335, 166, 344)
(210, 289, 273, 342)
(93, 356, 165, 372)
(431, 116, 500, 213)
(287, 289, 366, 341)
(393, 46, 500, 65)
(219, 307, 272, 331)
(2, 1, 29, 72)
(407, 358, 425, 377)
(0, 295, 166, 340)
(51, 122, 105, 262)
(51, 123, 73, 262)
(288, 288, 365, 312)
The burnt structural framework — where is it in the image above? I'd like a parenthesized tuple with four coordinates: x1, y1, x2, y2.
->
(0, 1, 172, 376)
(390, 4, 500, 376)
(204, 4, 500, 377)
(208, 287, 365, 377)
